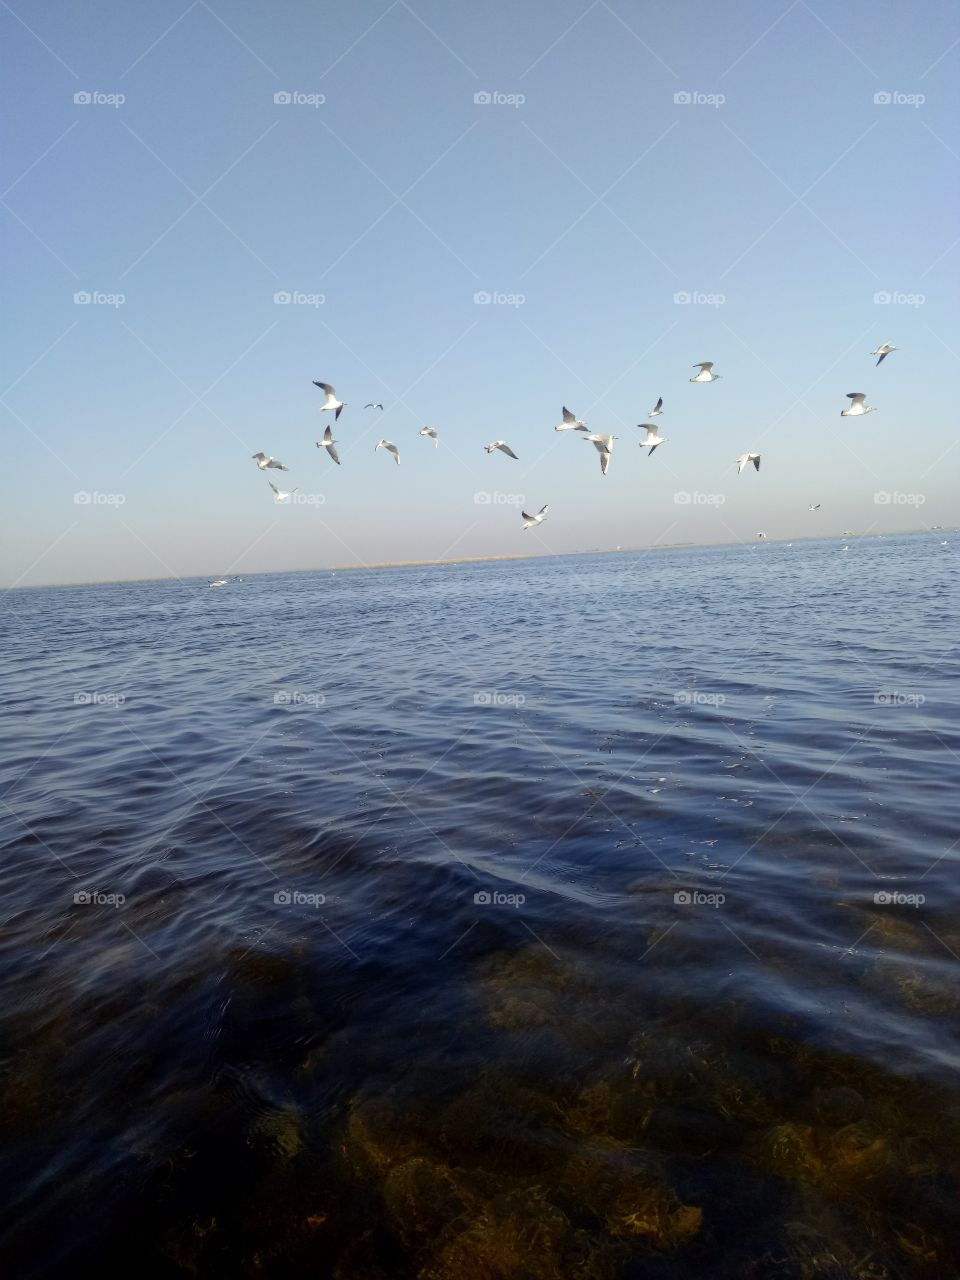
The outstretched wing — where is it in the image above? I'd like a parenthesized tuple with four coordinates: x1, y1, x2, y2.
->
(500, 444, 519, 460)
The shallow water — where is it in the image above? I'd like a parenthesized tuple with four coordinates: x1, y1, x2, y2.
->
(1, 533, 958, 1277)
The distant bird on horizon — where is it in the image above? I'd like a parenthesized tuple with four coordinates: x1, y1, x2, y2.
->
(583, 433, 616, 476)
(869, 343, 897, 366)
(268, 481, 298, 502)
(252, 452, 288, 471)
(419, 426, 439, 447)
(484, 441, 519, 459)
(555, 406, 588, 432)
(313, 381, 346, 420)
(841, 392, 876, 417)
(375, 439, 400, 465)
(736, 453, 761, 474)
(637, 424, 665, 455)
(757, 532, 767, 539)
(521, 504, 548, 530)
(691, 362, 720, 383)
(648, 396, 663, 418)
(316, 426, 340, 465)
(364, 402, 384, 410)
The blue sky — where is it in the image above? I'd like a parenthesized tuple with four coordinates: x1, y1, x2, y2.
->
(2, 0, 958, 585)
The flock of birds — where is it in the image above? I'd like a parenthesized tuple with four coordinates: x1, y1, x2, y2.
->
(243, 346, 900, 544)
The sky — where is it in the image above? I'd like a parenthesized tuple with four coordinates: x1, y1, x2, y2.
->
(2, 0, 958, 586)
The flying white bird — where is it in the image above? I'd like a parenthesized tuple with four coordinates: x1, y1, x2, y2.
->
(484, 441, 519, 459)
(648, 396, 663, 418)
(583, 433, 616, 476)
(364, 402, 384, 410)
(757, 532, 767, 539)
(809, 503, 820, 511)
(419, 426, 439, 447)
(313, 381, 346, 420)
(637, 424, 665, 455)
(316, 426, 340, 465)
(252, 452, 288, 471)
(736, 453, 761, 474)
(690, 362, 720, 382)
(375, 439, 400, 464)
(521, 504, 548, 530)
(869, 343, 897, 366)
(208, 578, 228, 589)
(841, 393, 876, 417)
(555, 406, 588, 432)
(269, 481, 298, 502)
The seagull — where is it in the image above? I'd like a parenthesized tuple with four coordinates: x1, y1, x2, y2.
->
(583, 433, 616, 476)
(484, 441, 519, 459)
(555, 406, 588, 432)
(841, 393, 876, 417)
(757, 532, 767, 539)
(648, 396, 663, 418)
(209, 577, 228, 589)
(690, 362, 720, 383)
(736, 453, 761, 474)
(364, 402, 384, 410)
(316, 426, 340, 465)
(375, 439, 400, 464)
(809, 503, 821, 511)
(252, 452, 288, 471)
(521, 504, 548, 530)
(313, 381, 346, 420)
(419, 426, 439, 448)
(268, 481, 298, 502)
(869, 343, 897, 367)
(637, 424, 665, 455)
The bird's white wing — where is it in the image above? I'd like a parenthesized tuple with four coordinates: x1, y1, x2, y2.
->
(500, 444, 519, 459)
(847, 393, 866, 404)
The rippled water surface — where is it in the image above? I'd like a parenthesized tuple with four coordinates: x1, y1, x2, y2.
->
(2, 534, 958, 1278)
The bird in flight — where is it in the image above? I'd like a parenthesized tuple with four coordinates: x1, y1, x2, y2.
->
(648, 396, 663, 418)
(583, 433, 616, 476)
(521, 504, 548, 530)
(252, 452, 288, 471)
(313, 381, 346, 420)
(484, 441, 519, 459)
(375, 439, 400, 465)
(316, 426, 340, 466)
(364, 402, 384, 410)
(637, 424, 665, 455)
(690, 362, 720, 383)
(555, 406, 588, 432)
(419, 426, 439, 448)
(869, 343, 897, 367)
(809, 503, 820, 511)
(840, 393, 876, 417)
(736, 453, 761, 474)
(268, 481, 298, 502)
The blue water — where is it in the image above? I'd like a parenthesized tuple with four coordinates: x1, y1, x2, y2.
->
(1, 533, 958, 1277)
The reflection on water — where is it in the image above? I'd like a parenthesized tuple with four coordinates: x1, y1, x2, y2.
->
(0, 535, 957, 1276)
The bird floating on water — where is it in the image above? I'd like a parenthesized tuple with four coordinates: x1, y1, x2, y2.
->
(419, 427, 439, 448)
(690, 362, 720, 383)
(209, 577, 229, 588)
(583, 433, 616, 476)
(869, 343, 897, 366)
(484, 441, 519, 459)
(269, 481, 298, 502)
(313, 381, 346, 420)
(316, 426, 340, 466)
(375, 439, 400, 465)
(252, 452, 288, 471)
(736, 453, 761, 474)
(637, 424, 665, 455)
(521, 504, 548, 530)
(555, 406, 588, 432)
(648, 396, 663, 418)
(841, 393, 876, 417)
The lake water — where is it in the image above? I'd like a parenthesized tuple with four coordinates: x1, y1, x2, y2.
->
(1, 533, 958, 1277)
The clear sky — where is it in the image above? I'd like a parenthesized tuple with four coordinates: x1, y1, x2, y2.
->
(2, 0, 958, 586)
